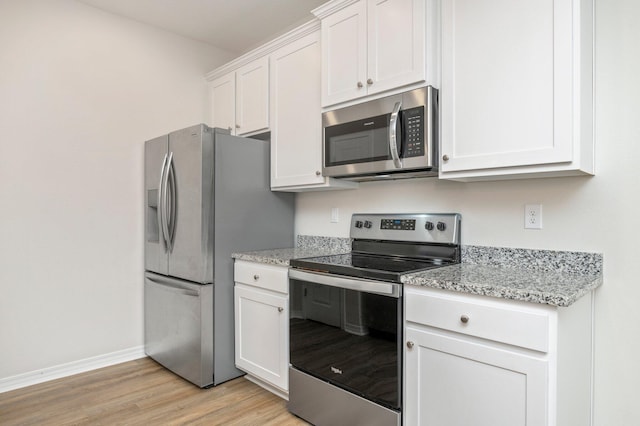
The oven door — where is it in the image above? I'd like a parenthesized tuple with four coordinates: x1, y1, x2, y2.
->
(289, 269, 402, 410)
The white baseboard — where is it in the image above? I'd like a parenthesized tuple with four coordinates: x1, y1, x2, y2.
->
(0, 346, 146, 394)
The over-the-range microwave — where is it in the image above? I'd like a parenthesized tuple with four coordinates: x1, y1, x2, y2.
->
(322, 86, 438, 181)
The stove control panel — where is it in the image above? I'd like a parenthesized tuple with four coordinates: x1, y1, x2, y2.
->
(380, 219, 416, 231)
(350, 213, 461, 244)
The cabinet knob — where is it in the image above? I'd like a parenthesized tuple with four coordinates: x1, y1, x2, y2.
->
(316, 170, 321, 176)
(460, 315, 470, 324)
(278, 307, 284, 313)
(442, 154, 450, 162)
(357, 81, 364, 88)
(236, 124, 241, 129)
(253, 274, 260, 281)
(406, 341, 414, 349)
(367, 78, 373, 85)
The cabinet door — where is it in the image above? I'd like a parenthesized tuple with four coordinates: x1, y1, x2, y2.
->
(440, 0, 574, 174)
(234, 284, 288, 391)
(210, 72, 236, 135)
(404, 326, 548, 426)
(321, 0, 367, 106)
(236, 56, 269, 135)
(270, 31, 326, 188)
(367, 0, 425, 95)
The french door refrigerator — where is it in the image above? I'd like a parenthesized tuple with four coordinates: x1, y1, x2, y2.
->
(144, 124, 294, 387)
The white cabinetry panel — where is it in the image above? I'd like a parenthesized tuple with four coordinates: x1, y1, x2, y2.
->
(440, 0, 594, 180)
(270, 29, 358, 192)
(234, 260, 289, 396)
(322, 1, 367, 105)
(234, 284, 288, 392)
(366, 0, 425, 96)
(404, 286, 594, 426)
(208, 57, 269, 137)
(316, 0, 434, 107)
(405, 326, 548, 426)
(235, 57, 269, 135)
(209, 72, 236, 135)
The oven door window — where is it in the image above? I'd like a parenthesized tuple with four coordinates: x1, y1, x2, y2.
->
(325, 113, 392, 166)
(289, 279, 401, 410)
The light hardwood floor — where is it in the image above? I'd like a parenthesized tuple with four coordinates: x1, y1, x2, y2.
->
(0, 357, 309, 425)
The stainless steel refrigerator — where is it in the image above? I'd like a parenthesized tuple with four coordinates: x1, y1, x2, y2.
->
(144, 124, 294, 387)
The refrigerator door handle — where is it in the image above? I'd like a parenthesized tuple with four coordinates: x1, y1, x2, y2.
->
(167, 153, 177, 251)
(146, 275, 200, 297)
(158, 153, 169, 251)
(161, 151, 173, 252)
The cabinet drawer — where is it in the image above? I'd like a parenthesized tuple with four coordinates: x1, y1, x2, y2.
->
(405, 288, 550, 353)
(234, 260, 288, 293)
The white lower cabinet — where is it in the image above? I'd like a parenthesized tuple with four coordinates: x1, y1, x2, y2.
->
(404, 326, 547, 425)
(404, 286, 594, 426)
(234, 261, 289, 397)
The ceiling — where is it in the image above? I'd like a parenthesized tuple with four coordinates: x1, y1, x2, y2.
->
(77, 0, 327, 54)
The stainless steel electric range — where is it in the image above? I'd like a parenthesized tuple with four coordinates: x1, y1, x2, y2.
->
(287, 213, 461, 426)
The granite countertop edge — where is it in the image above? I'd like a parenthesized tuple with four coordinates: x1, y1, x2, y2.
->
(232, 238, 603, 307)
(401, 264, 603, 307)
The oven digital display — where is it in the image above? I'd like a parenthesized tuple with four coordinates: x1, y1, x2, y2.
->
(380, 219, 416, 230)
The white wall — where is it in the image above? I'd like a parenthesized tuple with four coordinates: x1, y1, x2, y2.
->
(0, 0, 234, 380)
(296, 0, 640, 424)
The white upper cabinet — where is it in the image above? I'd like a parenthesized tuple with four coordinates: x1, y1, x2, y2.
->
(270, 25, 358, 192)
(439, 0, 594, 181)
(209, 72, 236, 134)
(367, 0, 427, 96)
(207, 56, 269, 136)
(235, 57, 269, 135)
(314, 0, 437, 107)
(320, 1, 367, 106)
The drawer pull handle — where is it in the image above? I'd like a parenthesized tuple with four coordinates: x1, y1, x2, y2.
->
(278, 307, 284, 313)
(253, 274, 260, 281)
(406, 341, 414, 349)
(460, 315, 470, 324)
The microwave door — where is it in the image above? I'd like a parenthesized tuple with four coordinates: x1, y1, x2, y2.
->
(324, 113, 394, 177)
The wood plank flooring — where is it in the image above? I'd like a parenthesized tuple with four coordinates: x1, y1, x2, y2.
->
(0, 357, 309, 425)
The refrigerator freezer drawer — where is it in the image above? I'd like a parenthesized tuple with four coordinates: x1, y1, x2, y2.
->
(144, 272, 213, 387)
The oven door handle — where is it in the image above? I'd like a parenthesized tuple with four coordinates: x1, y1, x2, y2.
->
(289, 269, 401, 298)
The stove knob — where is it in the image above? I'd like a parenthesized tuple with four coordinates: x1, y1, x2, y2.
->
(425, 221, 434, 231)
(364, 220, 373, 229)
(355, 220, 363, 228)
(437, 222, 447, 231)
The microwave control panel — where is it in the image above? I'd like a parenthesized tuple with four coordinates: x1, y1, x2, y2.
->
(402, 106, 424, 158)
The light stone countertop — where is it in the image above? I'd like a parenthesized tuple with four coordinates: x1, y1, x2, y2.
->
(232, 236, 603, 307)
(401, 263, 602, 307)
(231, 235, 352, 267)
(231, 246, 344, 267)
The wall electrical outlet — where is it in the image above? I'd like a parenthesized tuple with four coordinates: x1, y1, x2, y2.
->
(331, 207, 339, 223)
(524, 204, 542, 229)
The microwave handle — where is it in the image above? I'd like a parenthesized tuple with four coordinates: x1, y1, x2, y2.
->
(389, 101, 403, 168)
